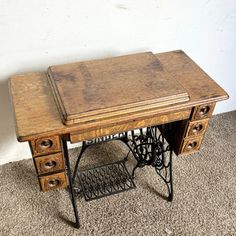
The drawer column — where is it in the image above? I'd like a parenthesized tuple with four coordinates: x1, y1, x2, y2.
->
(178, 103, 215, 155)
(29, 135, 68, 192)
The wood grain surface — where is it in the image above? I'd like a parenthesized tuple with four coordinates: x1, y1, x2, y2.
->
(9, 50, 229, 142)
(70, 109, 191, 143)
(48, 52, 189, 125)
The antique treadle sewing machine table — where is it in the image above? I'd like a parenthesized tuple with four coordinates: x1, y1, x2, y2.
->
(9, 50, 228, 228)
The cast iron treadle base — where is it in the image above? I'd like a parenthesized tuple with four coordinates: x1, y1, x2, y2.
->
(78, 160, 136, 201)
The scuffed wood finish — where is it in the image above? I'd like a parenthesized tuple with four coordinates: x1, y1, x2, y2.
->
(48, 52, 189, 125)
(39, 172, 68, 192)
(156, 51, 228, 104)
(9, 50, 229, 142)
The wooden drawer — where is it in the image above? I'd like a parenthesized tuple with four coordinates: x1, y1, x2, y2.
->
(191, 103, 215, 121)
(69, 109, 192, 143)
(186, 119, 209, 138)
(34, 153, 65, 175)
(39, 172, 68, 192)
(181, 136, 203, 154)
(30, 136, 61, 157)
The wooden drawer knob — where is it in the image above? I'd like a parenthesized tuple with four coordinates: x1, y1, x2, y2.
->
(44, 160, 57, 169)
(187, 141, 197, 149)
(192, 124, 203, 133)
(192, 103, 215, 121)
(39, 139, 53, 149)
(45, 177, 64, 190)
(48, 179, 60, 188)
(199, 106, 210, 116)
(182, 136, 203, 154)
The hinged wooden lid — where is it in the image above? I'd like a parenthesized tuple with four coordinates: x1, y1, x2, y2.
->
(47, 52, 189, 125)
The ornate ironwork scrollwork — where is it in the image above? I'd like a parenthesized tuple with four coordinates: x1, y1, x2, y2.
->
(69, 125, 173, 210)
(122, 125, 173, 201)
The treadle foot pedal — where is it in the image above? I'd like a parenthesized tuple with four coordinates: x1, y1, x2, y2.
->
(78, 160, 136, 201)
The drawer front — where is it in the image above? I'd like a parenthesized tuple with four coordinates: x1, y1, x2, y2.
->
(34, 153, 65, 175)
(186, 119, 209, 138)
(181, 136, 203, 154)
(30, 136, 61, 157)
(191, 103, 215, 120)
(39, 172, 67, 192)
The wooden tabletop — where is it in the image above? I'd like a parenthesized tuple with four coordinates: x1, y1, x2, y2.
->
(9, 50, 229, 142)
(48, 52, 189, 125)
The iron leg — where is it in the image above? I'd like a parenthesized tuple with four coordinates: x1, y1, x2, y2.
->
(167, 151, 173, 202)
(72, 142, 87, 183)
(62, 138, 80, 228)
(155, 149, 173, 202)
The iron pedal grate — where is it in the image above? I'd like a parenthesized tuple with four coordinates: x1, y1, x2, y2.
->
(78, 160, 136, 201)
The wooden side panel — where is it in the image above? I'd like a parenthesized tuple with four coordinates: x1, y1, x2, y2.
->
(163, 119, 189, 155)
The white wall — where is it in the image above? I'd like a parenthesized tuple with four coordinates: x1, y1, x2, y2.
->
(0, 0, 236, 165)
